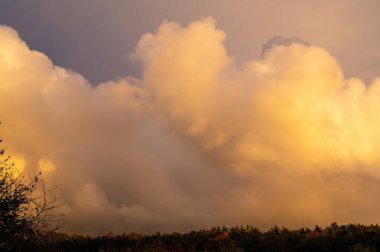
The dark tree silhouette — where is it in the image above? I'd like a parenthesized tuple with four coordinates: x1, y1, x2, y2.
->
(0, 122, 64, 251)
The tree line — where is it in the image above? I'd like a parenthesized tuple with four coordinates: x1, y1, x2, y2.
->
(19, 223, 380, 251)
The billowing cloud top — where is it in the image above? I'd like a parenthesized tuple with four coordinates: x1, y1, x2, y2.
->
(262, 36, 311, 56)
(1, 18, 380, 235)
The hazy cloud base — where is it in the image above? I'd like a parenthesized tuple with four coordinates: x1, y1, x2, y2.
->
(1, 18, 380, 235)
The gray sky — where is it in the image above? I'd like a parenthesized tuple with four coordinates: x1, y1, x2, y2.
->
(1, 0, 380, 83)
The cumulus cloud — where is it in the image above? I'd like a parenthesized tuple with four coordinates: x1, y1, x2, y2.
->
(1, 18, 380, 235)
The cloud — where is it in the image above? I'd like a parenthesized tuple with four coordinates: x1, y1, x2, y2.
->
(1, 18, 380, 235)
(261, 36, 311, 56)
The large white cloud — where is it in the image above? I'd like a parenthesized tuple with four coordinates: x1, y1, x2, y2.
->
(1, 18, 380, 235)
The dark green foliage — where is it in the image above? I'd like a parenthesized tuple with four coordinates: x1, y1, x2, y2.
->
(24, 223, 380, 252)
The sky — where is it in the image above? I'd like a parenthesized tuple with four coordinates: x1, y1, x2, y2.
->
(1, 1, 380, 235)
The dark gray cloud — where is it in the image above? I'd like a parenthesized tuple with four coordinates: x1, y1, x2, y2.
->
(262, 36, 310, 56)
